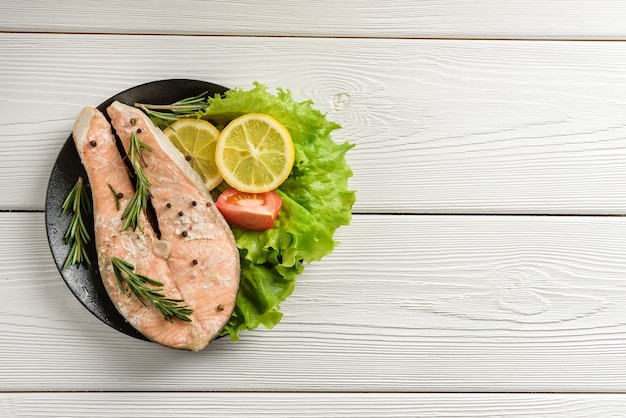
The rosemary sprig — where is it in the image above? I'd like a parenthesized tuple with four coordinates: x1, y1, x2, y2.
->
(121, 132, 152, 232)
(135, 91, 208, 126)
(62, 177, 92, 269)
(111, 257, 193, 323)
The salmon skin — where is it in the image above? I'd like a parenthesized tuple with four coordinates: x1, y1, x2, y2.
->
(72, 105, 240, 351)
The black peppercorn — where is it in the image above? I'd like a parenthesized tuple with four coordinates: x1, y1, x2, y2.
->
(130, 118, 137, 125)
(185, 155, 192, 161)
(178, 211, 184, 216)
(182, 231, 188, 237)
(166, 203, 172, 208)
(192, 259, 198, 265)
(136, 128, 142, 133)
(89, 140, 97, 147)
(116, 192, 124, 199)
(192, 201, 197, 206)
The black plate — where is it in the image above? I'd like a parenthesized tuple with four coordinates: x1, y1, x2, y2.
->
(45, 79, 229, 341)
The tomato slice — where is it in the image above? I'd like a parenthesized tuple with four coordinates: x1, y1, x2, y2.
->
(215, 188, 283, 232)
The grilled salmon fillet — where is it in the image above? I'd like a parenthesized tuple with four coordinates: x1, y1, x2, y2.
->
(72, 105, 240, 351)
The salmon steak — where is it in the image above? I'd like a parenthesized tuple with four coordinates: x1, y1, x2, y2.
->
(72, 104, 240, 351)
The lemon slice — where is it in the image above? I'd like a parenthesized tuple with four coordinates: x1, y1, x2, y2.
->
(163, 118, 223, 190)
(215, 113, 295, 193)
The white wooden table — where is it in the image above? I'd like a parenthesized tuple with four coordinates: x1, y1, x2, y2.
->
(3, 1, 626, 416)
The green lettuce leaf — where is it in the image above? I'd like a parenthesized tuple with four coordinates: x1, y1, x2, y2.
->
(202, 83, 356, 340)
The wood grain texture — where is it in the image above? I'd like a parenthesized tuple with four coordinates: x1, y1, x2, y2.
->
(4, 212, 626, 392)
(3, 393, 626, 417)
(2, 0, 626, 40)
(4, 1, 626, 414)
(3, 34, 626, 213)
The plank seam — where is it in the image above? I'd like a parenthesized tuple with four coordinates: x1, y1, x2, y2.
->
(4, 29, 626, 42)
(4, 390, 626, 395)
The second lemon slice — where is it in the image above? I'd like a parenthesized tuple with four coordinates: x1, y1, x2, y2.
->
(216, 113, 295, 193)
(163, 118, 223, 191)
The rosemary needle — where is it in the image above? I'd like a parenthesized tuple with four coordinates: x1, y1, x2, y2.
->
(108, 183, 121, 210)
(62, 176, 92, 269)
(111, 257, 193, 323)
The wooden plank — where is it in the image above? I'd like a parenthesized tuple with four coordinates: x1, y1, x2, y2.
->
(4, 212, 626, 392)
(2, 0, 626, 40)
(2, 34, 626, 214)
(3, 392, 626, 417)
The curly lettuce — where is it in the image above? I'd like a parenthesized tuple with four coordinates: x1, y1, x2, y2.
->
(201, 83, 356, 340)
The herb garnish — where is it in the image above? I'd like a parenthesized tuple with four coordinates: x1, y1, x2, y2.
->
(121, 132, 152, 231)
(111, 257, 193, 323)
(135, 91, 208, 126)
(62, 176, 92, 269)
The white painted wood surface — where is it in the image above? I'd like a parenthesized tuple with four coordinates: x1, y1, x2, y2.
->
(5, 212, 626, 393)
(3, 0, 626, 40)
(3, 1, 626, 416)
(3, 393, 626, 418)
(3, 34, 626, 214)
